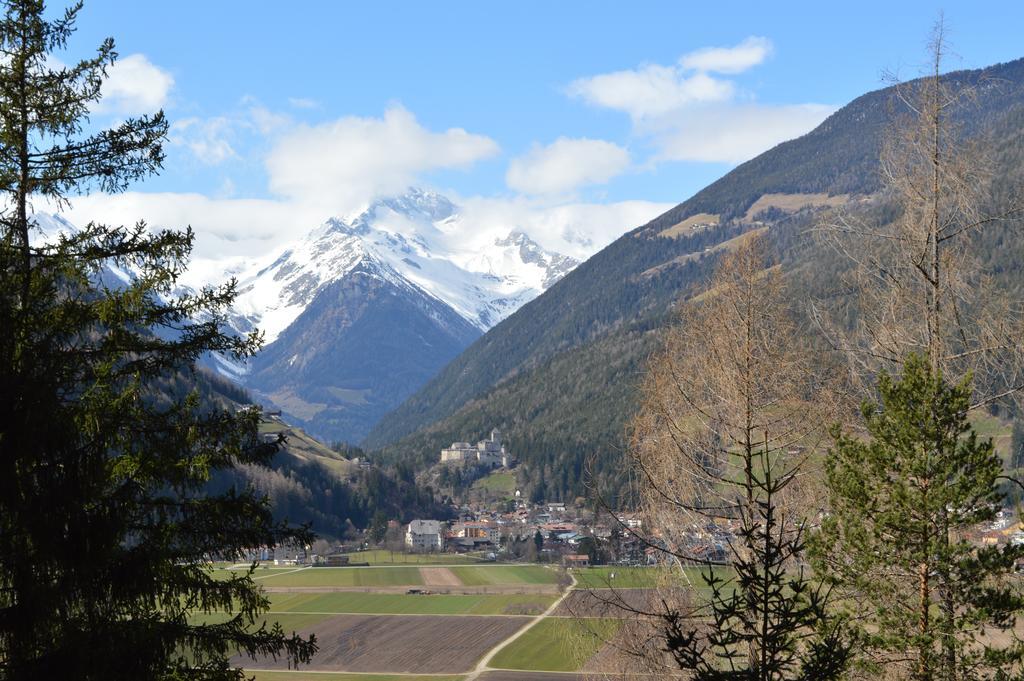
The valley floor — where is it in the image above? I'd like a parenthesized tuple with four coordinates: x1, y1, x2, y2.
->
(218, 563, 680, 680)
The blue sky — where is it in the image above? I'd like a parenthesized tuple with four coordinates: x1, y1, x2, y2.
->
(56, 1, 1024, 262)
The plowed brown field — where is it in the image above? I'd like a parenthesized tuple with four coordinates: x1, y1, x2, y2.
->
(246, 614, 531, 673)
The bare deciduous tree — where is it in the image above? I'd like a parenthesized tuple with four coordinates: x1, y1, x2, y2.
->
(815, 20, 1024, 408)
(618, 234, 847, 679)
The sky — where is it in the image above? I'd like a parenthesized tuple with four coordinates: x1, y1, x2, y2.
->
(50, 1, 1024, 265)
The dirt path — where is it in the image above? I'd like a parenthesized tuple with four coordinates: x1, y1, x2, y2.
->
(419, 566, 462, 587)
(464, 571, 578, 681)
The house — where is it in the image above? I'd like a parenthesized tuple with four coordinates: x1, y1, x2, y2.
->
(405, 519, 445, 551)
(615, 513, 643, 529)
(324, 553, 350, 567)
(563, 554, 591, 568)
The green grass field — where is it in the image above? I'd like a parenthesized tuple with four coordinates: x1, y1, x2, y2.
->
(572, 565, 732, 590)
(267, 591, 556, 616)
(208, 567, 305, 581)
(470, 469, 517, 496)
(448, 565, 561, 586)
(571, 566, 662, 588)
(258, 566, 425, 588)
(193, 611, 333, 632)
(489, 617, 621, 672)
(340, 550, 481, 565)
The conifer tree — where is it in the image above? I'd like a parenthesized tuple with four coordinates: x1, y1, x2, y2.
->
(812, 355, 1024, 680)
(0, 1, 315, 679)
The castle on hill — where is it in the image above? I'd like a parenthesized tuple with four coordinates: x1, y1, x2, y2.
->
(440, 429, 514, 468)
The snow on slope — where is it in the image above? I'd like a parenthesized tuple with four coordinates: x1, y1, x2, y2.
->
(187, 188, 581, 344)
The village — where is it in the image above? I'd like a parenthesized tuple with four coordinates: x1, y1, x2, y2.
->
(263, 427, 1024, 570)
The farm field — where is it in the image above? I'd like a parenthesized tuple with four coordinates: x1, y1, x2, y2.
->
(252, 673, 463, 681)
(231, 563, 655, 678)
(570, 567, 661, 589)
(339, 550, 483, 565)
(255, 564, 561, 590)
(248, 614, 531, 674)
(570, 565, 731, 590)
(489, 618, 622, 672)
(196, 611, 335, 632)
(258, 566, 425, 588)
(449, 565, 561, 586)
(554, 588, 662, 618)
(268, 591, 556, 616)
(209, 566, 302, 580)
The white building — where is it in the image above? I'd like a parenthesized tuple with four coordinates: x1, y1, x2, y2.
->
(405, 519, 445, 551)
(440, 429, 514, 467)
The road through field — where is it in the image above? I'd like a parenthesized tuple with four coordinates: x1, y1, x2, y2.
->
(464, 571, 577, 681)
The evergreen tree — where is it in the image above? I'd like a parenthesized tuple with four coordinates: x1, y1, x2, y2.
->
(663, 449, 850, 681)
(1011, 419, 1024, 471)
(0, 1, 315, 679)
(812, 355, 1024, 680)
(368, 510, 389, 545)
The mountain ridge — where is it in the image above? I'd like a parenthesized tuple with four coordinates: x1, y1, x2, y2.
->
(363, 56, 1024, 502)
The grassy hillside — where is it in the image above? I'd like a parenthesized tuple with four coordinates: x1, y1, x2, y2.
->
(365, 58, 1024, 502)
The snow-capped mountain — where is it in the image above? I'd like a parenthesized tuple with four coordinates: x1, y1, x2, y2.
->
(28, 195, 582, 445)
(189, 188, 581, 444)
(217, 188, 579, 345)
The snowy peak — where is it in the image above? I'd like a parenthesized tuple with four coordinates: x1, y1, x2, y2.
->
(227, 188, 581, 343)
(363, 188, 457, 224)
(495, 230, 579, 289)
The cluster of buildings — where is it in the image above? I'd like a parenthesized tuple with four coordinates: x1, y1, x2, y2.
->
(402, 500, 648, 565)
(440, 429, 515, 468)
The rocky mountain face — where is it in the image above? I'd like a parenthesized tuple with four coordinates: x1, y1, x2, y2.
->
(364, 57, 1024, 501)
(208, 188, 580, 443)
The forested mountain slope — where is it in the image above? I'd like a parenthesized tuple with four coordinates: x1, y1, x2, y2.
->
(191, 369, 448, 538)
(364, 57, 1024, 502)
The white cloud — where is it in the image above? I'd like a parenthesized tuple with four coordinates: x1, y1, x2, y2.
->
(679, 36, 773, 74)
(249, 104, 292, 135)
(568, 65, 733, 120)
(288, 97, 319, 109)
(265, 105, 499, 213)
(458, 195, 672, 261)
(506, 137, 630, 195)
(63, 191, 322, 262)
(568, 37, 836, 165)
(649, 104, 837, 164)
(170, 117, 237, 165)
(97, 54, 173, 115)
